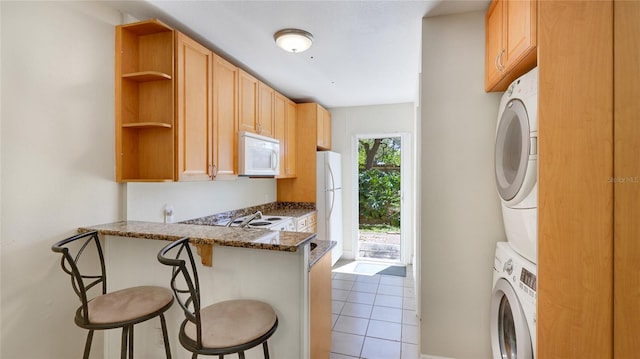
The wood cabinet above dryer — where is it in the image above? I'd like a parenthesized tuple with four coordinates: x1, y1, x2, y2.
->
(485, 0, 537, 92)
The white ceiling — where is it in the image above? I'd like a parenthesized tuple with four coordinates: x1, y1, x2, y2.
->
(107, 0, 490, 108)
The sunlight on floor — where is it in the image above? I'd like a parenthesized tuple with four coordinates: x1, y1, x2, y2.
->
(330, 260, 418, 359)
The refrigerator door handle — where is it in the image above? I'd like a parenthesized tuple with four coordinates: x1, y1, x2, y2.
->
(327, 162, 335, 192)
(327, 162, 336, 218)
(328, 189, 335, 219)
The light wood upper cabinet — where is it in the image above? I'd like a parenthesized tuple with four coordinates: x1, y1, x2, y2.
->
(285, 99, 298, 177)
(212, 54, 239, 178)
(317, 105, 332, 150)
(175, 32, 214, 181)
(238, 69, 259, 134)
(258, 82, 275, 137)
(485, 0, 504, 91)
(275, 92, 297, 178)
(238, 69, 276, 137)
(277, 102, 330, 203)
(485, 0, 537, 92)
(116, 19, 299, 182)
(116, 20, 175, 182)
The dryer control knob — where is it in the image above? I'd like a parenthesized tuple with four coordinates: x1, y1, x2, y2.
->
(504, 259, 514, 275)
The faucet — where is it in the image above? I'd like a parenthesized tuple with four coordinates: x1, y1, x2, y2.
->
(239, 211, 263, 227)
(226, 211, 262, 228)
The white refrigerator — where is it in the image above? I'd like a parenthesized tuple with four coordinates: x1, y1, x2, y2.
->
(316, 151, 343, 266)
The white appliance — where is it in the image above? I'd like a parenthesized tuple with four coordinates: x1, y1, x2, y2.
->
(238, 131, 280, 177)
(495, 67, 538, 263)
(224, 214, 295, 231)
(317, 151, 343, 265)
(491, 242, 537, 359)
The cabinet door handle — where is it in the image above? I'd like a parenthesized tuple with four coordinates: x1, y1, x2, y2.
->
(497, 49, 505, 71)
(209, 164, 218, 179)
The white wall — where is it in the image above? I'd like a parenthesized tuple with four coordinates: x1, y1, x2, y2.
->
(0, 3, 282, 359)
(420, 11, 503, 358)
(126, 179, 277, 222)
(1, 2, 123, 358)
(330, 103, 416, 262)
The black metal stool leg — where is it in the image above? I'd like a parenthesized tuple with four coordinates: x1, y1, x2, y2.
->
(83, 330, 94, 359)
(160, 314, 172, 358)
(238, 352, 245, 359)
(128, 325, 134, 358)
(121, 326, 128, 359)
(263, 341, 270, 359)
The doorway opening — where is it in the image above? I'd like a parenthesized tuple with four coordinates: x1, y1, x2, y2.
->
(356, 136, 403, 263)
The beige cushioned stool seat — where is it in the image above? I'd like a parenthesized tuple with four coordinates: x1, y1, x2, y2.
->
(184, 299, 277, 348)
(87, 285, 173, 324)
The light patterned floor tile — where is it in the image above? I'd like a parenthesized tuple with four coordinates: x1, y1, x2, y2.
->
(370, 306, 403, 323)
(361, 337, 401, 359)
(334, 315, 370, 336)
(341, 302, 373, 319)
(331, 332, 364, 357)
(366, 319, 402, 341)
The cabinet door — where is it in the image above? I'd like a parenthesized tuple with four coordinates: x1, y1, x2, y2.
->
(213, 54, 238, 178)
(310, 252, 332, 359)
(504, 0, 536, 68)
(258, 82, 275, 137)
(323, 107, 331, 150)
(286, 99, 297, 177)
(175, 32, 213, 181)
(238, 69, 258, 134)
(485, 0, 504, 91)
(317, 105, 332, 150)
(316, 106, 325, 149)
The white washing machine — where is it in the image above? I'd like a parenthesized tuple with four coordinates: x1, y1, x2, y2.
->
(495, 67, 538, 263)
(491, 242, 537, 359)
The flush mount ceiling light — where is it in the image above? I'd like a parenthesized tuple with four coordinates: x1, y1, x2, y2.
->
(274, 29, 313, 53)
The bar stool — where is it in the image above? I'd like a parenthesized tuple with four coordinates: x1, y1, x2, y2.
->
(52, 230, 174, 359)
(157, 237, 278, 359)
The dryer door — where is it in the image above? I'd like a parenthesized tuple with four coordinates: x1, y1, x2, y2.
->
(490, 278, 533, 359)
(495, 99, 531, 203)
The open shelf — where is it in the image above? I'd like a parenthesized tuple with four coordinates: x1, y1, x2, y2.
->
(122, 71, 172, 82)
(122, 122, 172, 129)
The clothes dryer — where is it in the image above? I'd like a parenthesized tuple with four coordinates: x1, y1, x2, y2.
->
(491, 242, 537, 359)
(495, 67, 538, 263)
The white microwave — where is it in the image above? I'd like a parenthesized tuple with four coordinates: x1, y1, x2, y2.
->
(238, 131, 280, 177)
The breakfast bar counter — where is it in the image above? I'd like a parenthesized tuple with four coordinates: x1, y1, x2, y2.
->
(77, 221, 326, 359)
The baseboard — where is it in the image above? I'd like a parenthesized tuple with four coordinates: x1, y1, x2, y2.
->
(421, 354, 455, 359)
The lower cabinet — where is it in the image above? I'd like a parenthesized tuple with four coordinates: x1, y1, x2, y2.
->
(310, 251, 332, 359)
(297, 212, 318, 233)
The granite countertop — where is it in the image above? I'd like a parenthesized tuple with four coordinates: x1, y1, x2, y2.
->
(265, 208, 316, 218)
(78, 221, 316, 252)
(309, 240, 336, 268)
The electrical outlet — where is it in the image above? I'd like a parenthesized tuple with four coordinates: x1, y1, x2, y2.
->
(163, 204, 174, 223)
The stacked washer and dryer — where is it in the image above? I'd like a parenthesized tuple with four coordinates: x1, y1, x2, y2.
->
(490, 67, 538, 359)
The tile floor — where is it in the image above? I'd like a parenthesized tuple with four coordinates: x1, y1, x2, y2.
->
(330, 264, 419, 359)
